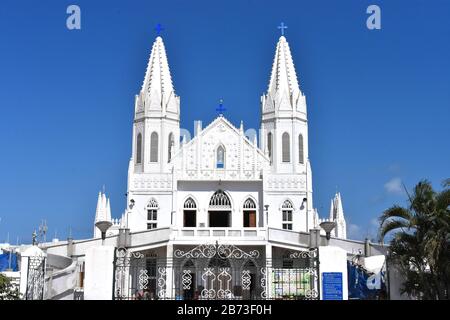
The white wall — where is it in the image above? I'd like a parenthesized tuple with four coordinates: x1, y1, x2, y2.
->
(84, 246, 114, 300)
(318, 246, 348, 300)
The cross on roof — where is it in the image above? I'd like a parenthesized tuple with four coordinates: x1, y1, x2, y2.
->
(154, 23, 164, 36)
(216, 99, 226, 116)
(278, 22, 288, 36)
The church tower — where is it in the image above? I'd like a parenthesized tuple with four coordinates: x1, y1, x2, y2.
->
(132, 36, 180, 174)
(261, 35, 315, 232)
(260, 35, 309, 175)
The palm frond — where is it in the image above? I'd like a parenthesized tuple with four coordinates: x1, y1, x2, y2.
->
(379, 206, 412, 226)
(379, 219, 411, 241)
(435, 189, 450, 212)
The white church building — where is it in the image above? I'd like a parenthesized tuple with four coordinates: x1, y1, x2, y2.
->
(98, 34, 347, 239)
(89, 33, 351, 299)
(16, 33, 390, 301)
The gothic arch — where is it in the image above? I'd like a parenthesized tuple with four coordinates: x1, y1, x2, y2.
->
(282, 132, 290, 163)
(215, 144, 226, 169)
(168, 132, 174, 162)
(147, 198, 159, 209)
(242, 196, 258, 228)
(183, 196, 198, 209)
(279, 199, 294, 211)
(150, 132, 159, 162)
(208, 190, 232, 209)
(136, 132, 142, 164)
(298, 134, 304, 164)
(267, 132, 273, 163)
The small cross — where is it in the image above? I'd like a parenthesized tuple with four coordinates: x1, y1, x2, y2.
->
(154, 23, 164, 36)
(216, 99, 226, 116)
(278, 22, 288, 36)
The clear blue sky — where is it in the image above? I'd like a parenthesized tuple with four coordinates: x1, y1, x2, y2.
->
(0, 0, 449, 243)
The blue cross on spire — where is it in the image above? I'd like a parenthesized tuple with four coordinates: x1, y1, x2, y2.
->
(278, 22, 288, 36)
(154, 23, 164, 36)
(216, 99, 226, 116)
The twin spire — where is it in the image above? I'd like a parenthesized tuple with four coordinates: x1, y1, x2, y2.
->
(138, 34, 302, 117)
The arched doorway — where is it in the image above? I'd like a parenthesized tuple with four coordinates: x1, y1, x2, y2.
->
(183, 197, 197, 227)
(243, 198, 257, 228)
(208, 190, 231, 227)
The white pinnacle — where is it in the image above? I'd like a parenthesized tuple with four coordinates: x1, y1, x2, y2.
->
(267, 36, 301, 97)
(141, 36, 175, 103)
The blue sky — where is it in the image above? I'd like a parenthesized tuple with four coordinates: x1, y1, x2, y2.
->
(0, 0, 449, 243)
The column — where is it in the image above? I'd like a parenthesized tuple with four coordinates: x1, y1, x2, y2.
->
(164, 243, 174, 299)
(265, 243, 272, 299)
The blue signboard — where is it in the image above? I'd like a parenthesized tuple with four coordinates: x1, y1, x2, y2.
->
(322, 272, 343, 300)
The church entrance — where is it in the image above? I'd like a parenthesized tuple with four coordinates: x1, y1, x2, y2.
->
(208, 190, 232, 228)
(173, 243, 265, 300)
(209, 211, 230, 227)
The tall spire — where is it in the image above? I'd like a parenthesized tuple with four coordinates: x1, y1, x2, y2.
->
(142, 36, 174, 96)
(137, 36, 179, 116)
(267, 36, 301, 98)
(261, 36, 306, 115)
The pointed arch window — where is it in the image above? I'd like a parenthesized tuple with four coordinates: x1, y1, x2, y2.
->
(298, 134, 304, 164)
(243, 198, 256, 228)
(209, 190, 231, 209)
(136, 133, 142, 164)
(216, 145, 225, 169)
(209, 190, 231, 227)
(183, 197, 197, 227)
(150, 132, 158, 163)
(267, 132, 273, 163)
(282, 200, 293, 230)
(168, 133, 174, 162)
(147, 198, 158, 229)
(282, 132, 290, 163)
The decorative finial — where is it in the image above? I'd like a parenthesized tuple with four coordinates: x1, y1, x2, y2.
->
(278, 22, 288, 36)
(154, 23, 164, 36)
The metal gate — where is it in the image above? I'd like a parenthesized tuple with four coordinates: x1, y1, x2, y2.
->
(173, 243, 265, 300)
(112, 244, 319, 300)
(113, 247, 167, 300)
(25, 256, 46, 300)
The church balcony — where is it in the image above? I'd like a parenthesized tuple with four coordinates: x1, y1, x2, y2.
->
(171, 227, 267, 240)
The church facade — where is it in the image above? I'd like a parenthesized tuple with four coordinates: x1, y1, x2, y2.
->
(91, 34, 348, 300)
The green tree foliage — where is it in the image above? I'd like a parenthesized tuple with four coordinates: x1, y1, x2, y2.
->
(379, 179, 450, 299)
(0, 273, 21, 300)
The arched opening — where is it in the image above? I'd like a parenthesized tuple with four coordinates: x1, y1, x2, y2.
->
(136, 133, 142, 164)
(147, 198, 158, 229)
(150, 132, 158, 162)
(243, 198, 256, 228)
(216, 145, 225, 169)
(267, 132, 273, 164)
(298, 134, 304, 164)
(282, 200, 293, 230)
(183, 197, 197, 227)
(208, 190, 231, 227)
(282, 132, 290, 163)
(168, 132, 174, 162)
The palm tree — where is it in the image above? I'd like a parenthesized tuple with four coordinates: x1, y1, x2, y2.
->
(379, 179, 450, 299)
